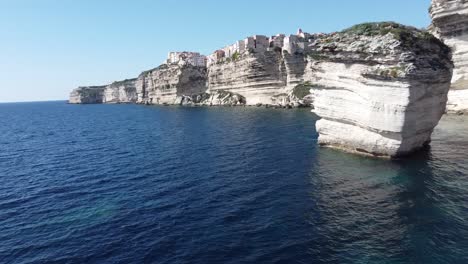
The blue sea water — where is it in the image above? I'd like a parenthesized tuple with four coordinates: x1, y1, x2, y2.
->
(0, 101, 467, 264)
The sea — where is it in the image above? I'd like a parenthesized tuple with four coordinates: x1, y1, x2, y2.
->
(0, 101, 467, 264)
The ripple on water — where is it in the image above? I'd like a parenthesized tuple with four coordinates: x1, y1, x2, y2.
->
(0, 102, 467, 263)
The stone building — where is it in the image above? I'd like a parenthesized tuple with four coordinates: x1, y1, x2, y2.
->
(270, 34, 285, 49)
(207, 50, 226, 66)
(223, 45, 235, 58)
(207, 31, 312, 65)
(167, 52, 206, 67)
(282, 29, 315, 54)
(244, 35, 269, 52)
(283, 35, 300, 53)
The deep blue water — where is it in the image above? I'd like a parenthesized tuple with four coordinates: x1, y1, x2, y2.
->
(0, 101, 467, 264)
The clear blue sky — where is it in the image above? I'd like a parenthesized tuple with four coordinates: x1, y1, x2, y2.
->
(0, 0, 432, 102)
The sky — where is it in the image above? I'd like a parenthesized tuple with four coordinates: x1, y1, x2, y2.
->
(0, 0, 432, 103)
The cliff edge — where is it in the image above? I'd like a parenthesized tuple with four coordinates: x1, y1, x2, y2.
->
(309, 22, 452, 157)
(69, 22, 453, 158)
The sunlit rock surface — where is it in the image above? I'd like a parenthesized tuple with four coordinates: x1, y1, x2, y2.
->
(68, 22, 453, 158)
(308, 23, 453, 157)
(69, 86, 106, 104)
(135, 64, 207, 105)
(430, 0, 468, 113)
(69, 79, 137, 104)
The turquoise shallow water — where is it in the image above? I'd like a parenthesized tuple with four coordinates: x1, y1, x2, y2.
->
(0, 101, 467, 263)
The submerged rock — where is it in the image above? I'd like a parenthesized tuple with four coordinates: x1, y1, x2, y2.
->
(309, 22, 453, 158)
(430, 0, 468, 113)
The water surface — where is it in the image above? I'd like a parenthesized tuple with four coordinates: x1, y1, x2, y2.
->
(0, 102, 467, 263)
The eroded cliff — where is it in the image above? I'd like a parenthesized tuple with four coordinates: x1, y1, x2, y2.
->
(430, 0, 468, 113)
(69, 79, 137, 104)
(308, 23, 453, 157)
(69, 22, 453, 158)
(69, 86, 106, 104)
(135, 64, 207, 105)
(206, 51, 311, 106)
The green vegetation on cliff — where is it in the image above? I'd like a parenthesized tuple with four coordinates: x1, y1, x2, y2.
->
(341, 22, 448, 53)
(292, 82, 315, 99)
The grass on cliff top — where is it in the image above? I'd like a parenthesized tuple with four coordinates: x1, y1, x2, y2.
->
(140, 64, 169, 76)
(111, 78, 137, 86)
(341, 22, 412, 37)
(341, 22, 449, 54)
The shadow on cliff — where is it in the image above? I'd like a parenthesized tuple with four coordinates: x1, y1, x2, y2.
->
(396, 64, 452, 158)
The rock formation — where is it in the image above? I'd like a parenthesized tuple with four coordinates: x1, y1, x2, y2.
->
(430, 0, 468, 113)
(207, 50, 286, 105)
(69, 85, 106, 104)
(70, 52, 312, 107)
(135, 64, 207, 105)
(308, 22, 452, 157)
(206, 51, 312, 106)
(69, 22, 453, 158)
(102, 79, 138, 103)
(69, 79, 137, 104)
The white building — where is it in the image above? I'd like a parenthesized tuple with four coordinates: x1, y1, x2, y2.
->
(207, 50, 226, 66)
(245, 35, 269, 52)
(234, 40, 245, 53)
(167, 52, 207, 67)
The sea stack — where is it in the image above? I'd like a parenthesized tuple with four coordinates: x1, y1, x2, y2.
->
(430, 0, 468, 114)
(309, 22, 453, 158)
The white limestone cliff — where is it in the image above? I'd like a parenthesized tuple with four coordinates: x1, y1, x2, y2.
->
(206, 51, 311, 106)
(135, 64, 207, 105)
(69, 79, 137, 104)
(307, 23, 453, 157)
(68, 22, 453, 158)
(102, 79, 138, 103)
(430, 0, 468, 113)
(69, 86, 106, 104)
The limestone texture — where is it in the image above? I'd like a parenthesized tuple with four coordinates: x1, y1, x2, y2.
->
(308, 22, 452, 157)
(69, 86, 106, 104)
(69, 22, 453, 158)
(69, 79, 137, 104)
(430, 0, 468, 113)
(135, 64, 207, 105)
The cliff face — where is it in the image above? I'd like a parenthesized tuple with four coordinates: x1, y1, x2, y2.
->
(69, 22, 454, 158)
(135, 64, 207, 105)
(207, 51, 286, 105)
(70, 51, 313, 107)
(102, 79, 138, 103)
(308, 23, 453, 157)
(69, 86, 106, 104)
(430, 0, 468, 113)
(205, 50, 311, 106)
(69, 79, 137, 104)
